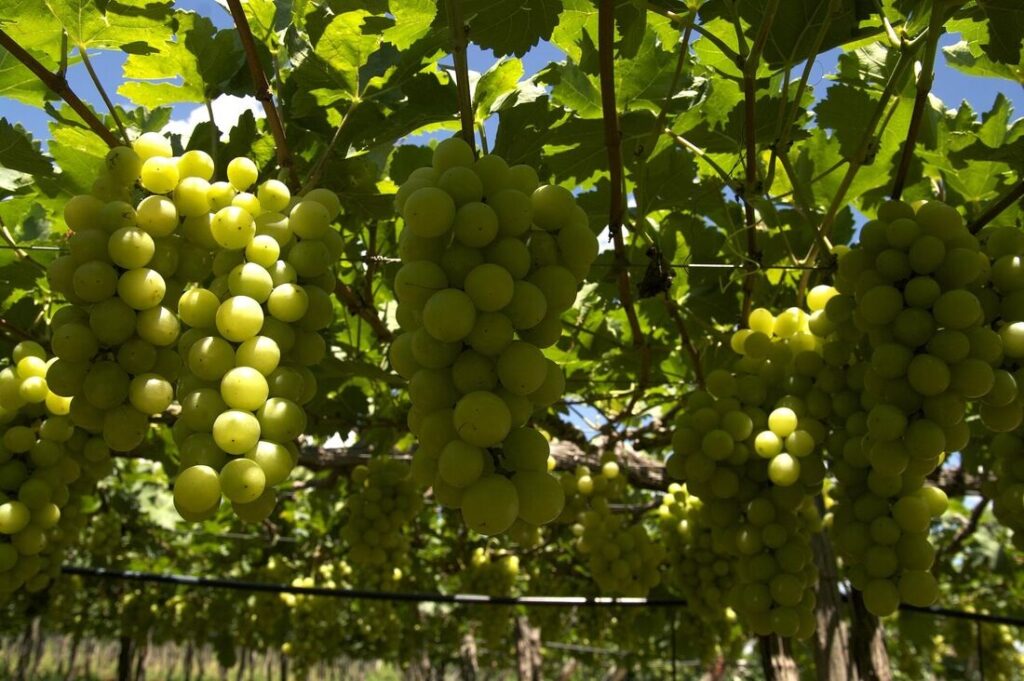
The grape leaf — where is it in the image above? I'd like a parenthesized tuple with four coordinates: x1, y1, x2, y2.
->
(976, 0, 1024, 65)
(383, 0, 436, 50)
(473, 58, 523, 121)
(42, 0, 172, 52)
(461, 0, 564, 57)
(0, 119, 52, 178)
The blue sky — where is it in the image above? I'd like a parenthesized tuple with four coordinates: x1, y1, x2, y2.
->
(1, 1, 1021, 148)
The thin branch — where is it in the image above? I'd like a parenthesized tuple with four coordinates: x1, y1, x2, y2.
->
(769, 157, 847, 202)
(891, 2, 946, 199)
(738, 0, 779, 325)
(647, 4, 741, 65)
(599, 0, 650, 427)
(936, 497, 989, 567)
(803, 37, 922, 266)
(968, 179, 1024, 234)
(664, 297, 704, 389)
(57, 31, 68, 79)
(224, 0, 296, 187)
(77, 47, 128, 145)
(444, 0, 476, 154)
(666, 131, 735, 186)
(204, 97, 218, 167)
(0, 29, 119, 148)
(333, 279, 393, 342)
(302, 102, 360, 194)
(0, 317, 33, 342)
(764, 0, 841, 191)
(0, 219, 45, 271)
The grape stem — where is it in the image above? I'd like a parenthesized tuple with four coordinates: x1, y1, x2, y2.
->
(934, 496, 989, 568)
(599, 0, 651, 431)
(968, 179, 1024, 234)
(224, 0, 297, 189)
(77, 45, 129, 146)
(0, 218, 45, 271)
(890, 0, 947, 200)
(444, 0, 476, 156)
(738, 0, 779, 327)
(333, 279, 393, 342)
(0, 316, 33, 342)
(0, 28, 120, 148)
(664, 297, 704, 389)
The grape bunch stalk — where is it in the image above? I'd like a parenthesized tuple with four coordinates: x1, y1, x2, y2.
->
(388, 137, 599, 536)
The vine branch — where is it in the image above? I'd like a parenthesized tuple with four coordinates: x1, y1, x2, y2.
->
(968, 179, 1024, 234)
(224, 0, 296, 188)
(0, 219, 45, 271)
(599, 0, 650, 428)
(936, 497, 989, 568)
(890, 1, 946, 199)
(333, 279, 393, 343)
(664, 297, 704, 389)
(0, 29, 119, 148)
(77, 46, 129, 145)
(445, 0, 476, 155)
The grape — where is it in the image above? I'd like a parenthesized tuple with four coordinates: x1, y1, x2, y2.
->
(128, 374, 174, 414)
(220, 367, 270, 411)
(117, 268, 166, 310)
(216, 296, 264, 342)
(256, 398, 306, 442)
(211, 206, 256, 250)
(136, 195, 179, 237)
(432, 137, 474, 172)
(454, 202, 499, 248)
(403, 188, 456, 238)
(505, 281, 547, 330)
(422, 289, 476, 342)
(227, 157, 259, 191)
(219, 458, 266, 504)
(438, 440, 485, 488)
(213, 410, 261, 455)
(496, 341, 547, 396)
(174, 465, 222, 514)
(461, 475, 519, 535)
(512, 471, 565, 525)
(454, 391, 511, 448)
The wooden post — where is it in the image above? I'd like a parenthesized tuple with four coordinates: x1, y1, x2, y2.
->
(117, 636, 134, 681)
(849, 591, 893, 681)
(759, 636, 799, 681)
(515, 617, 542, 681)
(812, 529, 856, 681)
(459, 632, 479, 680)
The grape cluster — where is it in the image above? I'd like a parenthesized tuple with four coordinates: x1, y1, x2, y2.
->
(558, 461, 665, 596)
(0, 341, 112, 600)
(390, 137, 597, 536)
(656, 484, 735, 623)
(460, 546, 522, 648)
(667, 303, 827, 637)
(341, 459, 422, 577)
(123, 135, 340, 523)
(823, 200, 987, 616)
(46, 139, 187, 454)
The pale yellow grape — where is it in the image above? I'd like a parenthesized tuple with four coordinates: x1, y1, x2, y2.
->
(173, 177, 212, 217)
(257, 397, 307, 442)
(178, 288, 220, 328)
(246, 235, 280, 266)
(245, 440, 294, 486)
(140, 156, 179, 194)
(211, 206, 256, 250)
(178, 149, 215, 180)
(108, 227, 155, 269)
(135, 198, 178, 246)
(290, 200, 330, 239)
(438, 440, 485, 488)
(226, 262, 272, 302)
(768, 408, 798, 437)
(235, 336, 281, 375)
(117, 267, 166, 310)
(174, 464, 222, 514)
(136, 306, 180, 346)
(227, 157, 259, 191)
(105, 146, 142, 185)
(267, 284, 309, 323)
(208, 181, 237, 210)
(220, 367, 270, 411)
(232, 193, 261, 217)
(267, 259, 297, 287)
(133, 132, 172, 160)
(216, 296, 264, 342)
(461, 475, 519, 535)
(127, 373, 174, 415)
(768, 453, 801, 486)
(453, 391, 511, 447)
(17, 377, 47, 403)
(219, 458, 266, 504)
(403, 187, 456, 238)
(213, 410, 261, 455)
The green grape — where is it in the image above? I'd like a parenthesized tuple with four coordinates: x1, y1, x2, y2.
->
(485, 237, 531, 280)
(422, 289, 476, 343)
(451, 350, 497, 394)
(178, 149, 214, 180)
(88, 298, 136, 346)
(245, 440, 294, 487)
(128, 373, 174, 415)
(174, 465, 222, 515)
(102, 404, 149, 452)
(512, 471, 565, 525)
(73, 261, 119, 302)
(140, 156, 179, 194)
(432, 137, 475, 172)
(496, 341, 547, 396)
(256, 398, 306, 442)
(388, 333, 419, 380)
(245, 234, 281, 267)
(461, 475, 519, 535)
(220, 367, 270, 411)
(136, 305, 180, 346)
(178, 288, 220, 328)
(219, 458, 266, 504)
(227, 157, 259, 191)
(117, 268, 166, 310)
(453, 391, 511, 447)
(438, 440, 485, 488)
(211, 206, 256, 250)
(290, 200, 330, 239)
(136, 195, 179, 237)
(83, 361, 130, 410)
(464, 264, 514, 312)
(403, 187, 456, 238)
(213, 410, 262, 455)
(528, 265, 578, 312)
(504, 281, 547, 330)
(188, 336, 236, 381)
(258, 180, 291, 213)
(228, 262, 274, 302)
(216, 296, 264, 342)
(454, 202, 499, 248)
(502, 427, 549, 472)
(287, 240, 332, 278)
(180, 388, 229, 431)
(490, 190, 532, 237)
(531, 185, 575, 232)
(173, 177, 212, 217)
(179, 433, 228, 469)
(105, 145, 142, 185)
(267, 284, 309, 323)
(235, 336, 281, 376)
(438, 166, 483, 206)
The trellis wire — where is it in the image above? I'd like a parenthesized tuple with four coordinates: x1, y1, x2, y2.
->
(0, 243, 830, 272)
(62, 566, 1024, 627)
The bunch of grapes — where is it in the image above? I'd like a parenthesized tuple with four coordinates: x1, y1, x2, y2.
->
(390, 137, 598, 536)
(821, 200, 988, 616)
(133, 133, 339, 523)
(667, 300, 829, 637)
(460, 546, 523, 649)
(0, 341, 113, 600)
(557, 461, 666, 596)
(341, 459, 422, 578)
(656, 483, 736, 623)
(280, 563, 350, 670)
(45, 140, 189, 454)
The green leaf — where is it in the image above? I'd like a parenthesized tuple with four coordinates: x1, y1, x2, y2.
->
(551, 0, 599, 62)
(383, 0, 437, 50)
(0, 119, 52, 177)
(473, 58, 523, 121)
(47, 109, 109, 194)
(119, 11, 244, 107)
(976, 0, 1024, 65)
(461, 0, 564, 57)
(43, 0, 172, 51)
(544, 61, 602, 119)
(943, 19, 1021, 80)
